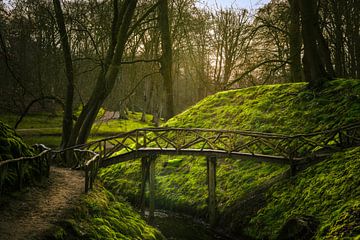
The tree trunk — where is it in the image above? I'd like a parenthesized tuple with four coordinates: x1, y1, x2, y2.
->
(69, 0, 138, 145)
(288, 0, 303, 82)
(53, 0, 74, 149)
(299, 0, 330, 89)
(158, 0, 174, 120)
(316, 24, 336, 78)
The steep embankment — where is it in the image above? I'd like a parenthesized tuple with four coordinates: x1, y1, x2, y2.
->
(50, 184, 164, 240)
(99, 79, 360, 239)
(0, 121, 33, 160)
(246, 147, 360, 239)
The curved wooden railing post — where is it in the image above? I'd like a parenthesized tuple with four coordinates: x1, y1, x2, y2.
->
(16, 159, 23, 190)
(83, 150, 100, 193)
(0, 164, 4, 197)
(85, 163, 89, 193)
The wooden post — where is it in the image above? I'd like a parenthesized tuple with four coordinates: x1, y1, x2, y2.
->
(139, 157, 148, 215)
(103, 141, 107, 158)
(0, 165, 3, 198)
(45, 152, 50, 177)
(143, 130, 147, 147)
(207, 156, 217, 227)
(16, 160, 23, 190)
(90, 161, 95, 190)
(290, 157, 296, 176)
(85, 164, 89, 193)
(148, 155, 156, 223)
(37, 156, 42, 180)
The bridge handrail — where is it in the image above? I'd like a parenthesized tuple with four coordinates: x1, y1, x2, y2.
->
(54, 122, 360, 153)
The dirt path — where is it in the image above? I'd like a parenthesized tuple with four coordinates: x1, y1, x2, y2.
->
(0, 167, 84, 240)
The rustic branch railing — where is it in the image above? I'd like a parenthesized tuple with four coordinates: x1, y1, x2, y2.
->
(62, 122, 360, 167)
(0, 144, 51, 197)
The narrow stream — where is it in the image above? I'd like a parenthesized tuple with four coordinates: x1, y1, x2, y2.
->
(151, 211, 240, 240)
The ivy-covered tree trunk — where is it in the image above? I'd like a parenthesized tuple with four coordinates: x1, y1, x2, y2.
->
(52, 0, 74, 149)
(158, 0, 174, 120)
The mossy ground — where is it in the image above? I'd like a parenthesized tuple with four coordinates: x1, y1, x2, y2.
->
(52, 183, 164, 240)
(98, 79, 360, 238)
(246, 146, 360, 239)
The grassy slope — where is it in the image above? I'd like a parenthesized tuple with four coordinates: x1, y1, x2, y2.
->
(99, 79, 360, 238)
(246, 147, 360, 239)
(52, 184, 164, 240)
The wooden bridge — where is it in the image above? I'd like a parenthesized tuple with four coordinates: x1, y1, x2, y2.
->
(1, 123, 359, 226)
(64, 123, 360, 225)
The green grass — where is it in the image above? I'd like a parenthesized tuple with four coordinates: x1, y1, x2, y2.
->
(0, 113, 63, 130)
(98, 79, 360, 238)
(0, 111, 155, 148)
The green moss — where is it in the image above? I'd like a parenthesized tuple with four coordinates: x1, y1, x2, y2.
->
(59, 184, 164, 240)
(52, 226, 66, 240)
(0, 121, 37, 192)
(0, 122, 34, 159)
(246, 146, 360, 239)
(165, 80, 360, 132)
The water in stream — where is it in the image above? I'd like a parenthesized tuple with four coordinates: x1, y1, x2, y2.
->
(151, 211, 240, 240)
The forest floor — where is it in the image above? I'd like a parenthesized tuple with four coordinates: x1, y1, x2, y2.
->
(0, 167, 84, 240)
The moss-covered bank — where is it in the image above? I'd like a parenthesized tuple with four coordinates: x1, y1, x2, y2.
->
(49, 184, 164, 240)
(98, 79, 360, 238)
(246, 146, 360, 239)
(0, 121, 33, 161)
(0, 121, 36, 192)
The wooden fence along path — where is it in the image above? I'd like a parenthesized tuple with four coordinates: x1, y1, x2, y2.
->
(1, 123, 360, 225)
(0, 144, 51, 197)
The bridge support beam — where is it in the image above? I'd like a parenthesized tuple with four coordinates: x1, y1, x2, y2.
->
(139, 157, 148, 216)
(148, 155, 156, 223)
(207, 156, 217, 227)
(139, 155, 157, 223)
